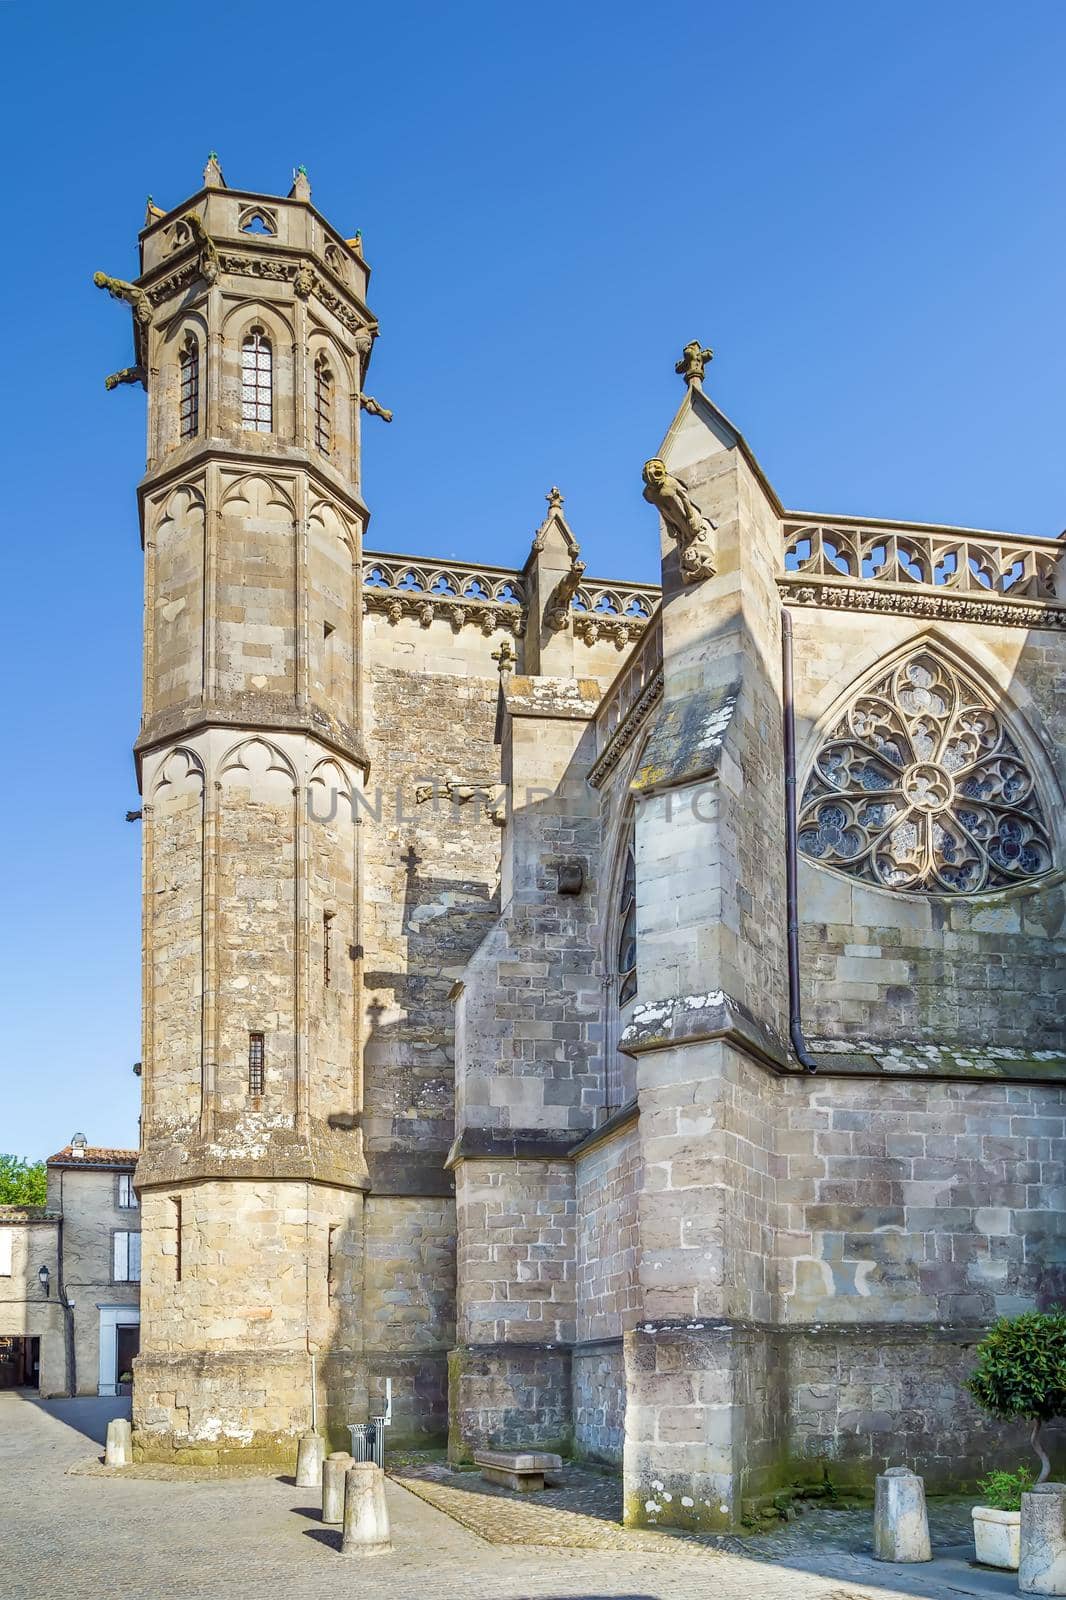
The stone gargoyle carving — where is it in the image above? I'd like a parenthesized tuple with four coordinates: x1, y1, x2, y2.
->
(641, 457, 717, 584)
(414, 777, 507, 826)
(93, 271, 153, 327)
(185, 211, 220, 285)
(104, 365, 146, 391)
(546, 560, 586, 631)
(359, 393, 393, 423)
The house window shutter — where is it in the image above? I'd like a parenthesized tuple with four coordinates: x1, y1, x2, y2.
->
(0, 1228, 12, 1276)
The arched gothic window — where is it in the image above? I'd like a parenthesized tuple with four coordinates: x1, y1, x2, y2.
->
(179, 335, 199, 439)
(617, 826, 637, 1005)
(241, 328, 272, 432)
(799, 646, 1052, 895)
(314, 354, 333, 454)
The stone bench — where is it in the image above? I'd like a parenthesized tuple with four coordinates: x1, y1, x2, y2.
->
(473, 1449, 562, 1493)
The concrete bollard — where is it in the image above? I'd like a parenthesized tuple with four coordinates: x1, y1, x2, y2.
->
(295, 1430, 325, 1489)
(322, 1452, 353, 1524)
(341, 1460, 392, 1556)
(104, 1417, 132, 1467)
(873, 1467, 932, 1562)
(1020, 1483, 1066, 1594)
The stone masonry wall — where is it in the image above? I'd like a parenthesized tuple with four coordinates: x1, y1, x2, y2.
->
(363, 1195, 456, 1444)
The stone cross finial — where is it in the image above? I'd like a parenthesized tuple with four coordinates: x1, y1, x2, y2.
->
(491, 640, 516, 677)
(675, 340, 713, 388)
(203, 152, 226, 188)
(546, 486, 564, 514)
(291, 166, 312, 202)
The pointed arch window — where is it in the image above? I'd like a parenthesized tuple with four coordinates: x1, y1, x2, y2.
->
(617, 826, 637, 1005)
(241, 328, 273, 432)
(179, 334, 199, 439)
(799, 646, 1052, 894)
(314, 353, 333, 455)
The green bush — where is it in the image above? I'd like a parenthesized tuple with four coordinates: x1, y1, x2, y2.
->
(0, 1155, 47, 1206)
(967, 1309, 1066, 1483)
(976, 1466, 1034, 1511)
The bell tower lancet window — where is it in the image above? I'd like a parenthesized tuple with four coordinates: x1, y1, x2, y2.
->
(240, 328, 273, 432)
(617, 825, 637, 1006)
(179, 335, 199, 439)
(314, 354, 333, 454)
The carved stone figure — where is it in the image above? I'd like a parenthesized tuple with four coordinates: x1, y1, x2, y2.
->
(293, 261, 316, 298)
(359, 393, 393, 423)
(675, 340, 713, 387)
(546, 560, 586, 631)
(93, 271, 152, 327)
(105, 365, 146, 391)
(185, 210, 220, 285)
(641, 457, 717, 583)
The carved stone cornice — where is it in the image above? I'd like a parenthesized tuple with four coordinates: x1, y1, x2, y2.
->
(572, 613, 649, 649)
(587, 668, 664, 790)
(134, 700, 370, 778)
(363, 586, 526, 636)
(778, 575, 1066, 630)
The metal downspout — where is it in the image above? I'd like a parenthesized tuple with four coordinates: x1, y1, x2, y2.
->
(781, 606, 818, 1074)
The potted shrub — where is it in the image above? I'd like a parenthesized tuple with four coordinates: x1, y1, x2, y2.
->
(117, 1370, 134, 1397)
(971, 1468, 1032, 1569)
(966, 1309, 1066, 1568)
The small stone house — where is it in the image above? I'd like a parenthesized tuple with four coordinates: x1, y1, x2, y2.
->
(0, 1140, 140, 1397)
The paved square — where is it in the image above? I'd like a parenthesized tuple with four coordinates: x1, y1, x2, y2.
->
(2, 1393, 1016, 1600)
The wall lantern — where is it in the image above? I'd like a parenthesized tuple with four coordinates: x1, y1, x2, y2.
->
(37, 1264, 51, 1297)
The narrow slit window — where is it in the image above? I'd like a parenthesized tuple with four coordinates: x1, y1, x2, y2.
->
(314, 354, 333, 454)
(172, 1196, 182, 1282)
(617, 835, 637, 1006)
(323, 912, 334, 989)
(179, 335, 199, 438)
(241, 328, 272, 432)
(248, 1031, 265, 1095)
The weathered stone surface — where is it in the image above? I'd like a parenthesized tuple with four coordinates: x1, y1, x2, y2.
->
(873, 1467, 931, 1562)
(341, 1461, 392, 1555)
(1021, 1484, 1066, 1594)
(321, 1452, 352, 1523)
(294, 1432, 324, 1489)
(105, 1417, 132, 1468)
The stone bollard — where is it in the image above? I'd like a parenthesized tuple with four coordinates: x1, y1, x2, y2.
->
(104, 1417, 132, 1467)
(341, 1461, 392, 1556)
(873, 1467, 932, 1562)
(1020, 1483, 1066, 1594)
(295, 1430, 325, 1489)
(322, 1452, 353, 1524)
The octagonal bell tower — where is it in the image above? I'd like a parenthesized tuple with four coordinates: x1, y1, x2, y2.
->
(97, 157, 382, 1462)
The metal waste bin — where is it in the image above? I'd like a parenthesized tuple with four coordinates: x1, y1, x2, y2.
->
(348, 1418, 386, 1467)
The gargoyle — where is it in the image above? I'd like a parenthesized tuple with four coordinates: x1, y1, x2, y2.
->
(359, 393, 393, 423)
(93, 271, 152, 327)
(414, 777, 506, 823)
(105, 365, 146, 391)
(641, 457, 717, 584)
(185, 211, 220, 285)
(545, 559, 586, 631)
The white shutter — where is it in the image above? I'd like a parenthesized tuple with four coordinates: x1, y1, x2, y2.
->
(113, 1232, 127, 1281)
(0, 1227, 12, 1276)
(129, 1233, 142, 1282)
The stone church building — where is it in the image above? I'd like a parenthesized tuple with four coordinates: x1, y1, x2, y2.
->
(95, 159, 1066, 1526)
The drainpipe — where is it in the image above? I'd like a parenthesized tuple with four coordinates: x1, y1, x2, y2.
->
(56, 1171, 77, 1395)
(781, 607, 818, 1074)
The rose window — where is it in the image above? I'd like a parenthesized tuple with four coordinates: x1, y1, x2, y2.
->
(799, 649, 1052, 894)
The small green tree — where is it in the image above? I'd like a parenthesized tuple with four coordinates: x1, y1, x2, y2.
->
(967, 1309, 1066, 1483)
(0, 1155, 47, 1206)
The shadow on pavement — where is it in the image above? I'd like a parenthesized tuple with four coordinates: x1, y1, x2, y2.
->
(26, 1392, 130, 1447)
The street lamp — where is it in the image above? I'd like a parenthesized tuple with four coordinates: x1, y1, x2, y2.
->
(37, 1264, 50, 1298)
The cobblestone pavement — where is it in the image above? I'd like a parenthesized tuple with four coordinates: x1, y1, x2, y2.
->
(2, 1391, 1014, 1600)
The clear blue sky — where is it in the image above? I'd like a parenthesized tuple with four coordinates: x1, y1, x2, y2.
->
(1, 2, 1063, 1158)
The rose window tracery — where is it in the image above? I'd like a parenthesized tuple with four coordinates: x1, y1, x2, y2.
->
(799, 649, 1052, 894)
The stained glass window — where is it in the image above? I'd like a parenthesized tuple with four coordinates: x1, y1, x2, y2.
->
(179, 335, 199, 439)
(241, 329, 272, 432)
(617, 832, 637, 1004)
(799, 649, 1051, 894)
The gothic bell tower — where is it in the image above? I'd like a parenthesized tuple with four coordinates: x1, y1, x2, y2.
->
(97, 157, 383, 1462)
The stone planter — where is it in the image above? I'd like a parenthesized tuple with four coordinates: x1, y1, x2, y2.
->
(972, 1505, 1021, 1569)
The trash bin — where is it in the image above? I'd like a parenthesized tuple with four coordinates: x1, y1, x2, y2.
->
(348, 1419, 385, 1467)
